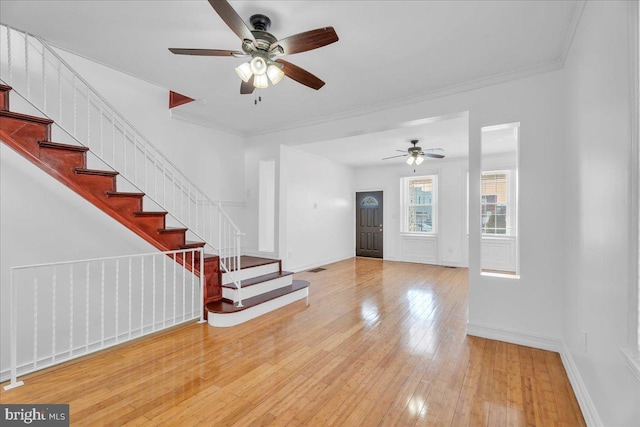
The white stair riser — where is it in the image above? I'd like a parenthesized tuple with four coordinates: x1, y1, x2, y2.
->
(222, 263, 279, 285)
(223, 275, 293, 301)
(208, 288, 309, 327)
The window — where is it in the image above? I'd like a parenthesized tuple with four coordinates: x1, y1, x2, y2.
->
(401, 175, 438, 233)
(481, 170, 516, 236)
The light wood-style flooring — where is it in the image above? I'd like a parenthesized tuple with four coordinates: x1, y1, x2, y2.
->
(0, 258, 585, 426)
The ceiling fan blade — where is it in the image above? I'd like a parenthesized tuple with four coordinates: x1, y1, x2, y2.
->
(270, 27, 338, 55)
(395, 150, 408, 153)
(168, 48, 244, 57)
(275, 59, 325, 90)
(423, 153, 445, 159)
(240, 75, 255, 94)
(424, 147, 444, 152)
(208, 0, 257, 45)
(382, 154, 408, 160)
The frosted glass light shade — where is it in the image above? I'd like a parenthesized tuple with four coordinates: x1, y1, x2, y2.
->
(235, 62, 252, 82)
(250, 57, 267, 75)
(406, 156, 415, 165)
(254, 73, 269, 88)
(267, 65, 285, 85)
(415, 156, 424, 165)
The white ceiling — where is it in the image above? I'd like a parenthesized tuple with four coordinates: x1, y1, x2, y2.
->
(0, 0, 580, 166)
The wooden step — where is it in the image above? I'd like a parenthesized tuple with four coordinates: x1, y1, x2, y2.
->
(179, 241, 206, 249)
(0, 110, 52, 146)
(38, 141, 88, 172)
(38, 141, 89, 152)
(207, 280, 310, 327)
(156, 227, 187, 248)
(74, 168, 118, 177)
(104, 191, 144, 213)
(73, 168, 118, 193)
(0, 109, 53, 125)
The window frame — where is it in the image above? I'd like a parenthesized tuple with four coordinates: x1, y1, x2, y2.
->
(400, 174, 438, 235)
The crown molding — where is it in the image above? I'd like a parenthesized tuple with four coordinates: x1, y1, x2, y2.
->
(246, 58, 564, 139)
(169, 109, 245, 137)
(559, 0, 586, 67)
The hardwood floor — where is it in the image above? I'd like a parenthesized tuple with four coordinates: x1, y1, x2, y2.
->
(0, 258, 585, 426)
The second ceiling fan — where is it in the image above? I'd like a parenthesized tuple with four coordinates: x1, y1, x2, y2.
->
(169, 0, 339, 94)
(383, 140, 445, 165)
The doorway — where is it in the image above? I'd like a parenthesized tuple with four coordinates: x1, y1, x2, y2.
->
(356, 191, 383, 258)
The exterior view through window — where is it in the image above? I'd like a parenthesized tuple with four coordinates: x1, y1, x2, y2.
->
(402, 175, 437, 233)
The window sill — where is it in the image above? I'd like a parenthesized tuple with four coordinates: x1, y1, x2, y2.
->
(621, 347, 640, 382)
(400, 232, 438, 237)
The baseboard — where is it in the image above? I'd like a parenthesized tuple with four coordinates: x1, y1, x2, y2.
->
(466, 322, 603, 427)
(560, 342, 604, 427)
(466, 322, 562, 352)
(288, 253, 355, 273)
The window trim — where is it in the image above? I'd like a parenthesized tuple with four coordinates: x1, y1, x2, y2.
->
(400, 174, 438, 235)
(622, 0, 640, 381)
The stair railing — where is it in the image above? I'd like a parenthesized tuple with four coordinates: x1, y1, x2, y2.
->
(0, 24, 243, 302)
(2, 247, 205, 390)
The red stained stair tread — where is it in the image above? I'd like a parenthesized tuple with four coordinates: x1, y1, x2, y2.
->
(38, 141, 89, 152)
(206, 280, 309, 313)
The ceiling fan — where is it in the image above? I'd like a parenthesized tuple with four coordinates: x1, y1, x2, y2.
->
(169, 0, 339, 94)
(382, 139, 445, 165)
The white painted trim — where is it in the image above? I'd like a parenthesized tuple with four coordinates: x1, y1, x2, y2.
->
(466, 322, 562, 352)
(242, 250, 279, 259)
(626, 0, 640, 367)
(222, 262, 280, 285)
(466, 322, 604, 427)
(288, 253, 355, 274)
(208, 287, 308, 327)
(621, 347, 640, 382)
(560, 342, 604, 427)
(559, 0, 586, 66)
(223, 274, 293, 301)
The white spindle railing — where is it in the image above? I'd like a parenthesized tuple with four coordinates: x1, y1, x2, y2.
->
(0, 24, 243, 302)
(2, 248, 205, 390)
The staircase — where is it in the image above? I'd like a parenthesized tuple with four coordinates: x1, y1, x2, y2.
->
(0, 83, 309, 326)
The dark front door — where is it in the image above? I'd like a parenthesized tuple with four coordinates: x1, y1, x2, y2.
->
(356, 191, 383, 258)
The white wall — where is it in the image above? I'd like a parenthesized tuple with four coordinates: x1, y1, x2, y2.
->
(280, 146, 355, 271)
(355, 156, 468, 267)
(562, 1, 640, 425)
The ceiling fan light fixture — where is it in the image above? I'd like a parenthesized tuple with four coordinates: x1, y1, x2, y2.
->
(254, 73, 269, 88)
(406, 156, 415, 165)
(267, 64, 285, 85)
(235, 61, 252, 82)
(415, 155, 424, 165)
(250, 56, 268, 75)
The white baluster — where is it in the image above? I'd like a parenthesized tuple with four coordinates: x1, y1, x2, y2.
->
(128, 258, 132, 340)
(52, 266, 56, 362)
(115, 259, 119, 343)
(69, 265, 73, 357)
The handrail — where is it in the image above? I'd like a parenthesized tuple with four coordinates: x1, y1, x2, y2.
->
(0, 23, 244, 304)
(3, 247, 205, 389)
